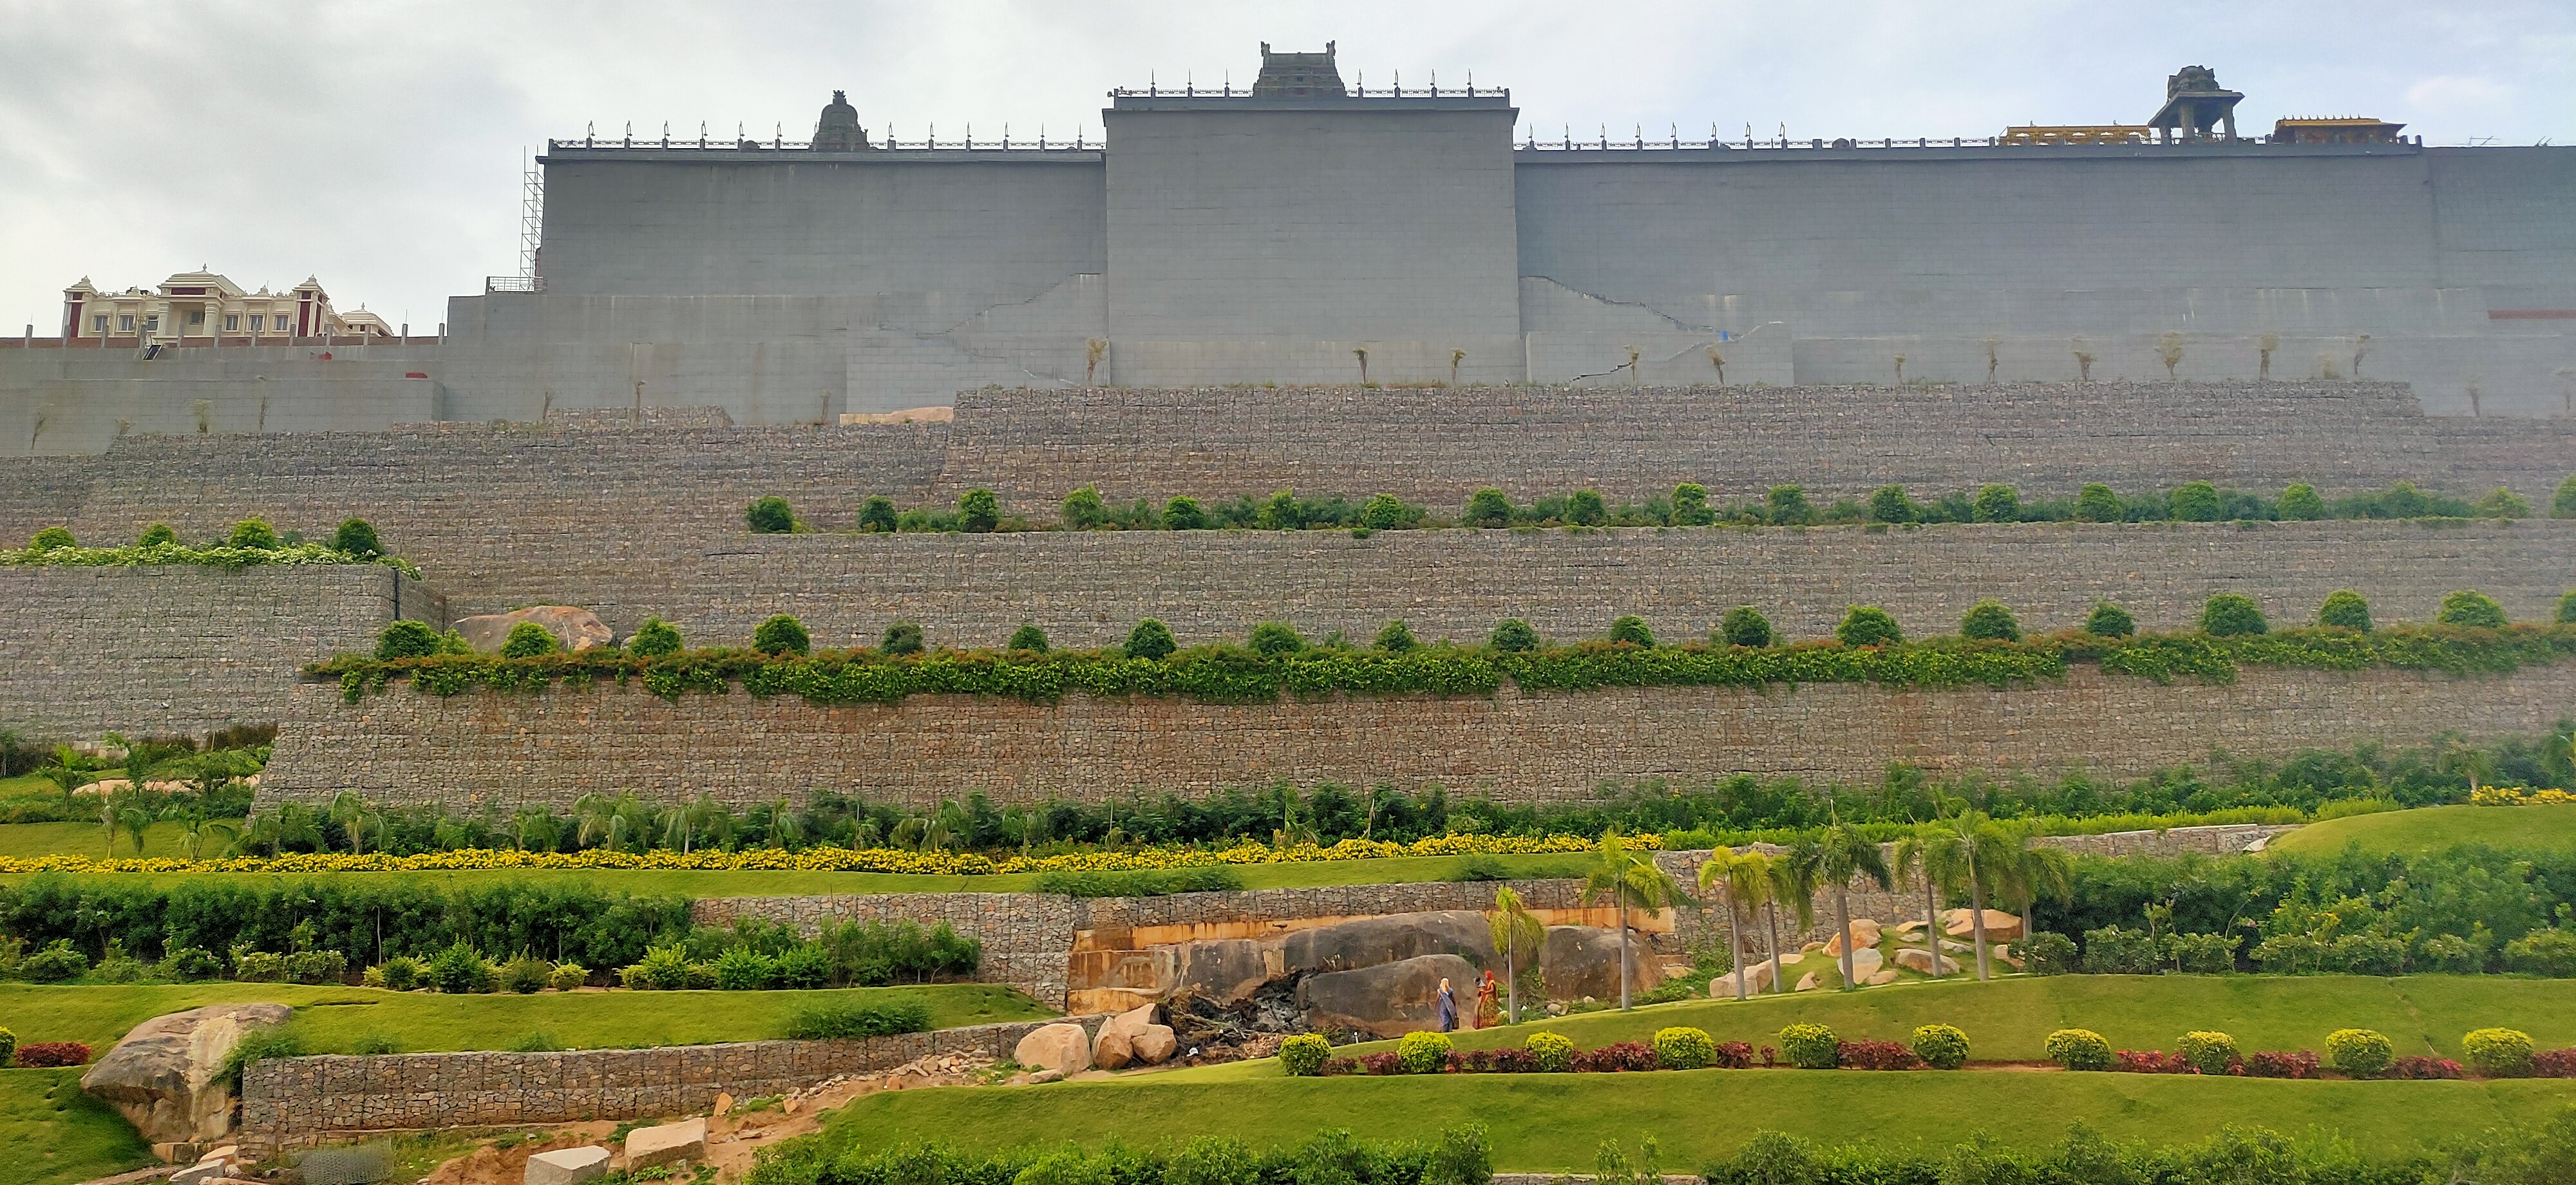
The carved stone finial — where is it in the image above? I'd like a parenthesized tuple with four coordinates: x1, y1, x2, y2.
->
(813, 90, 866, 151)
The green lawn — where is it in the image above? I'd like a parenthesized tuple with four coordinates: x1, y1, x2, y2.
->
(819, 1069, 2576, 1168)
(0, 820, 191, 860)
(0, 849, 1590, 896)
(2269, 803, 2576, 857)
(0, 1068, 154, 1185)
(0, 981, 1050, 1054)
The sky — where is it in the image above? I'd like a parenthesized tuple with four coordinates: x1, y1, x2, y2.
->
(2, 0, 2570, 336)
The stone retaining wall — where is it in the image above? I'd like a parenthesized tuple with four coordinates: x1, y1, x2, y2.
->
(261, 662, 2576, 810)
(235, 1016, 1104, 1157)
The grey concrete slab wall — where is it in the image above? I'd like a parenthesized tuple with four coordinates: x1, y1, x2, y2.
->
(0, 565, 440, 741)
(0, 351, 441, 456)
(2428, 147, 2576, 294)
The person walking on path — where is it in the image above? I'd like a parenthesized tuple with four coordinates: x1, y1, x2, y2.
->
(1436, 977, 1459, 1032)
(1473, 971, 1501, 1029)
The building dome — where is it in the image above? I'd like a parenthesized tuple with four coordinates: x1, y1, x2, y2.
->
(813, 90, 867, 151)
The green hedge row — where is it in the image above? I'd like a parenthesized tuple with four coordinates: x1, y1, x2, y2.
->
(317, 623, 2576, 708)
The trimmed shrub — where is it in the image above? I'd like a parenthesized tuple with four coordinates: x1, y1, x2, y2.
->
(772, 945, 830, 989)
(2169, 480, 2223, 522)
(2318, 589, 2373, 631)
(2464, 1028, 2534, 1077)
(2114, 1049, 2194, 1074)
(1464, 488, 1514, 528)
(2279, 482, 2327, 520)
(499, 953, 554, 994)
(166, 946, 223, 981)
(1357, 493, 1405, 531)
(1489, 618, 1539, 653)
(1374, 620, 1418, 652)
(1249, 621, 1307, 656)
(15, 1042, 90, 1068)
(620, 943, 694, 991)
(2503, 929, 2576, 977)
(1673, 482, 1716, 526)
(1959, 600, 2022, 642)
(1767, 485, 1814, 526)
(2081, 925, 2159, 975)
(1911, 1024, 1970, 1070)
(958, 488, 1001, 533)
(1258, 490, 1303, 531)
(2169, 931, 2241, 974)
(1123, 618, 1177, 660)
(426, 941, 495, 994)
(1719, 605, 1773, 648)
(22, 940, 88, 982)
(746, 497, 795, 533)
(1281, 1033, 1332, 1076)
(1778, 1023, 1839, 1069)
(500, 622, 562, 658)
(227, 518, 280, 549)
(1573, 1041, 1659, 1072)
(1869, 484, 1915, 524)
(287, 950, 348, 985)
(1971, 484, 2021, 524)
(0, 1028, 13, 1067)
(1608, 616, 1655, 647)
(1008, 624, 1050, 653)
(2179, 1031, 2240, 1076)
(2386, 1055, 2466, 1079)
(1835, 605, 1902, 647)
(1526, 1031, 1575, 1072)
(2020, 932, 2077, 976)
(753, 614, 811, 656)
(1837, 1039, 1920, 1071)
(2082, 602, 2136, 638)
(2201, 593, 2268, 636)
(376, 619, 440, 660)
(1397, 1030, 1452, 1074)
(1653, 1027, 1717, 1070)
(1061, 485, 1106, 529)
(374, 956, 424, 992)
(881, 621, 925, 656)
(2557, 475, 2576, 518)
(137, 523, 178, 547)
(857, 496, 898, 533)
(2324, 1028, 2394, 1077)
(331, 518, 382, 558)
(1566, 489, 1608, 526)
(2438, 589, 2508, 629)
(28, 526, 74, 551)
(2535, 1048, 2576, 1077)
(1161, 495, 1209, 531)
(2477, 487, 2532, 518)
(549, 962, 589, 991)
(712, 946, 775, 991)
(629, 616, 683, 656)
(784, 996, 932, 1040)
(2072, 483, 2123, 523)
(2244, 1049, 2321, 1079)
(2045, 1029, 2113, 1072)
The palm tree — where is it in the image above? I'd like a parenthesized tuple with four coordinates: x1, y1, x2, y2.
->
(1764, 843, 1822, 993)
(765, 797, 806, 850)
(100, 788, 152, 856)
(35, 744, 111, 807)
(1580, 831, 1681, 1010)
(1991, 824, 2076, 954)
(1816, 819, 1894, 991)
(1487, 884, 1546, 1024)
(173, 806, 237, 861)
(1942, 811, 2003, 980)
(1698, 849, 1774, 1000)
(1891, 827, 1953, 980)
(574, 792, 652, 852)
(328, 791, 383, 855)
(511, 807, 561, 853)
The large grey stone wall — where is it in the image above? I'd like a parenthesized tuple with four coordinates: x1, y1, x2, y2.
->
(259, 663, 2576, 811)
(0, 565, 440, 741)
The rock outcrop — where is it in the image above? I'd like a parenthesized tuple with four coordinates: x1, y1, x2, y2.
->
(626, 1118, 706, 1170)
(1092, 1003, 1179, 1070)
(81, 1002, 292, 1148)
(1942, 909, 2025, 941)
(1297, 953, 1480, 1039)
(1537, 925, 1660, 1001)
(455, 605, 613, 653)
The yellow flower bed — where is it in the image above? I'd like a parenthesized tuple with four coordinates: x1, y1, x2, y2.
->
(2469, 784, 2576, 806)
(0, 831, 1643, 877)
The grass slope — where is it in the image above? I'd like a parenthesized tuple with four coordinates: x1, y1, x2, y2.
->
(0, 1068, 155, 1185)
(0, 981, 1049, 1054)
(2269, 803, 2576, 857)
(0, 820, 191, 860)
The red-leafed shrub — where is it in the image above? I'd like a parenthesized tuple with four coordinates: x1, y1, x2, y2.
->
(2384, 1056, 2465, 1080)
(1573, 1042, 1660, 1072)
(2114, 1050, 2195, 1074)
(1358, 1052, 1402, 1076)
(14, 1042, 91, 1067)
(1318, 1057, 1360, 1076)
(2535, 1048, 2576, 1077)
(1759, 1045, 1779, 1068)
(2243, 1050, 2321, 1079)
(1713, 1041, 1757, 1070)
(1451, 1047, 1542, 1074)
(1835, 1040, 1922, 1071)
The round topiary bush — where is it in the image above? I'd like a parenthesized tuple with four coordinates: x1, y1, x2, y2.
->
(1061, 485, 1106, 529)
(500, 622, 562, 658)
(1869, 484, 1915, 524)
(376, 619, 440, 660)
(0, 1027, 16, 1068)
(2324, 1029, 2395, 1078)
(1719, 605, 1774, 648)
(1281, 1033, 1332, 1077)
(1464, 488, 1515, 528)
(1779, 1023, 1839, 1069)
(1374, 620, 1417, 652)
(137, 522, 178, 547)
(1566, 489, 1609, 527)
(1654, 1027, 1718, 1070)
(1361, 493, 1407, 531)
(1490, 618, 1539, 653)
(745, 497, 795, 534)
(2463, 1028, 2533, 1078)
(2201, 593, 2268, 636)
(2179, 1030, 2240, 1076)
(1124, 618, 1177, 660)
(1910, 1024, 1970, 1070)
(2438, 589, 2508, 629)
(880, 621, 925, 655)
(2045, 1029, 2113, 1072)
(1608, 615, 1655, 647)
(1836, 606, 1902, 647)
(1971, 484, 2021, 524)
(628, 616, 684, 657)
(332, 518, 382, 558)
(1008, 623, 1050, 653)
(2318, 589, 2373, 632)
(753, 614, 811, 656)
(1959, 600, 2022, 642)
(2279, 482, 2327, 521)
(2559, 590, 2576, 625)
(1526, 1031, 1575, 1072)
(2169, 480, 2222, 522)
(2073, 483, 2123, 523)
(958, 488, 1001, 533)
(550, 963, 589, 991)
(1767, 485, 1815, 526)
(227, 518, 280, 549)
(27, 526, 74, 552)
(1397, 1030, 1452, 1074)
(858, 496, 899, 533)
(1162, 496, 1209, 531)
(1249, 621, 1307, 656)
(1673, 482, 1716, 526)
(2084, 602, 2137, 638)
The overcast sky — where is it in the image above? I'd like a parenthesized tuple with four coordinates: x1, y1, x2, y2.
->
(3, 0, 2569, 335)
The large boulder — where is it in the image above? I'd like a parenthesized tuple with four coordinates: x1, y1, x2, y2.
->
(1823, 919, 1882, 956)
(625, 1118, 706, 1170)
(1274, 911, 1493, 975)
(1846, 947, 1884, 982)
(81, 1003, 292, 1146)
(1168, 938, 1273, 1003)
(455, 605, 613, 654)
(1941, 909, 2025, 942)
(1894, 946, 1962, 975)
(526, 1146, 611, 1185)
(1013, 1023, 1094, 1077)
(1297, 953, 1479, 1039)
(1093, 1004, 1179, 1070)
(1537, 925, 1660, 1001)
